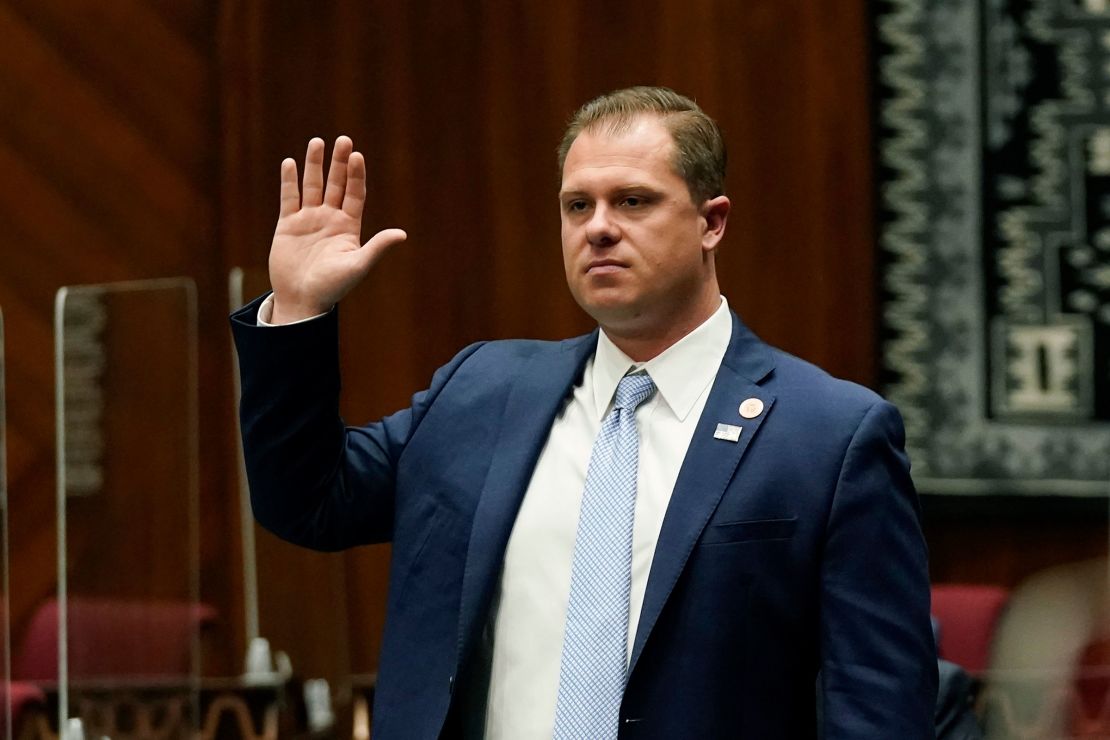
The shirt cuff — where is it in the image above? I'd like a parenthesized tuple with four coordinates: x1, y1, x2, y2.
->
(257, 293, 329, 326)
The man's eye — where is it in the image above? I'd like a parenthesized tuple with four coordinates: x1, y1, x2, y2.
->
(566, 201, 588, 212)
(622, 196, 644, 207)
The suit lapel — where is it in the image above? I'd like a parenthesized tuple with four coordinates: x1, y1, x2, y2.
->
(455, 331, 597, 667)
(628, 312, 776, 675)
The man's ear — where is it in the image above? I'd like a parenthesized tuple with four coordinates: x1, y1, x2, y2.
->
(700, 196, 730, 252)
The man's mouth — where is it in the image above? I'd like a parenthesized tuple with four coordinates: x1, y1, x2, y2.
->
(585, 259, 628, 274)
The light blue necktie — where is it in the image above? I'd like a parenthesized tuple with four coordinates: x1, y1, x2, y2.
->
(553, 372, 657, 740)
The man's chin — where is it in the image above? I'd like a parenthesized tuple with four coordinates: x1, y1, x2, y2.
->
(576, 297, 647, 331)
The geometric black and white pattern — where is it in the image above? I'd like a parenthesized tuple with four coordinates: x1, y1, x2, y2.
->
(876, 0, 1110, 494)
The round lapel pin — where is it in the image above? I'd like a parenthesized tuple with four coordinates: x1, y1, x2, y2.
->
(739, 397, 764, 419)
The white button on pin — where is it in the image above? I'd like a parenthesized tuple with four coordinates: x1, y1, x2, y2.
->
(739, 398, 764, 419)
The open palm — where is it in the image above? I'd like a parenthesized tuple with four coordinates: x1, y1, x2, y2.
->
(268, 136, 407, 324)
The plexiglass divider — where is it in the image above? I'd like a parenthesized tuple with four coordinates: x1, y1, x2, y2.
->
(230, 268, 352, 734)
(54, 279, 201, 737)
(963, 498, 1110, 739)
(0, 311, 13, 739)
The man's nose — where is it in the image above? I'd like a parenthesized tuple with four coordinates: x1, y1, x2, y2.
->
(585, 204, 620, 246)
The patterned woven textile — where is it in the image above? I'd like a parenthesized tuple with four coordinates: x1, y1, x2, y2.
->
(875, 0, 1110, 495)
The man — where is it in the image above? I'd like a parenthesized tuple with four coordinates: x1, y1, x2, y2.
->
(232, 87, 938, 738)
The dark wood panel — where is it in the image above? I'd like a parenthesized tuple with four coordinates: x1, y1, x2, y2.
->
(0, 145, 135, 283)
(5, 0, 209, 161)
(923, 496, 1110, 588)
(216, 0, 884, 676)
(0, 6, 207, 233)
(0, 0, 1095, 693)
(0, 0, 238, 675)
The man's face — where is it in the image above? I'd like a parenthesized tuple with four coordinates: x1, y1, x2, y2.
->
(559, 116, 723, 337)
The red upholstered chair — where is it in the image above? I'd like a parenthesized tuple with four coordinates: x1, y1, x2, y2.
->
(931, 584, 1011, 675)
(0, 599, 47, 735)
(1070, 634, 1110, 737)
(12, 597, 217, 681)
(1, 681, 47, 738)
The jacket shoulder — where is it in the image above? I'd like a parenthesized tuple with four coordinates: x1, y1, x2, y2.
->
(446, 333, 593, 374)
(768, 348, 883, 404)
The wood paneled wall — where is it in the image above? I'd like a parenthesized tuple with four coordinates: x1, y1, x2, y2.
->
(220, 0, 878, 380)
(0, 0, 241, 673)
(1, 0, 1099, 686)
(218, 0, 879, 673)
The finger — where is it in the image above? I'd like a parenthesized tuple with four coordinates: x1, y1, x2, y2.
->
(324, 136, 353, 208)
(278, 158, 300, 217)
(354, 228, 408, 273)
(342, 151, 367, 219)
(302, 137, 325, 207)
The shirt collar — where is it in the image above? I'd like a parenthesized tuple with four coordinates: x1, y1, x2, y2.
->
(590, 296, 732, 421)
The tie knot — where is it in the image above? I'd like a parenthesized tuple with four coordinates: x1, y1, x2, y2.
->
(613, 372, 656, 411)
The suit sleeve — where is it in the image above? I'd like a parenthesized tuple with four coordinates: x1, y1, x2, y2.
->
(230, 294, 483, 551)
(819, 400, 939, 738)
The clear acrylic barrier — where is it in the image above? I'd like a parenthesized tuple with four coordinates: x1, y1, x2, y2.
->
(230, 268, 352, 733)
(934, 495, 1110, 739)
(54, 279, 201, 737)
(0, 311, 15, 739)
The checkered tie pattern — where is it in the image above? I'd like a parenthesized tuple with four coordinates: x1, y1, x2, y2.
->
(552, 372, 657, 740)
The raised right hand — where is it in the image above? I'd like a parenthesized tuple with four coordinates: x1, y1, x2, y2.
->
(268, 136, 407, 324)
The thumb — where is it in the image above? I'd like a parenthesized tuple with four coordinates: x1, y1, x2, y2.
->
(354, 228, 408, 273)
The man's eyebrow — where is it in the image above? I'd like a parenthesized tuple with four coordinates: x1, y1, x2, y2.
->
(559, 183, 659, 199)
(614, 184, 659, 194)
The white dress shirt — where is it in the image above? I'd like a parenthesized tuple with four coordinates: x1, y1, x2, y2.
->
(482, 297, 732, 739)
(255, 294, 321, 326)
(258, 292, 733, 737)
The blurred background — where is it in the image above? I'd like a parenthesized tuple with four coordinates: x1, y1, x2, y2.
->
(0, 0, 1106, 737)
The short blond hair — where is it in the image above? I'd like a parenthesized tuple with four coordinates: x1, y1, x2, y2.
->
(557, 86, 727, 204)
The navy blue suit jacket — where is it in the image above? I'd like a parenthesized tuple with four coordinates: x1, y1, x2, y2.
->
(231, 296, 938, 739)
